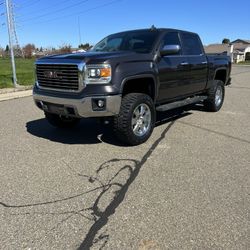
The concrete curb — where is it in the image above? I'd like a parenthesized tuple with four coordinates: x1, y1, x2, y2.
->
(0, 85, 32, 94)
(0, 86, 33, 102)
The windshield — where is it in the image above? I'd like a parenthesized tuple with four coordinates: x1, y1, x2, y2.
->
(91, 30, 160, 53)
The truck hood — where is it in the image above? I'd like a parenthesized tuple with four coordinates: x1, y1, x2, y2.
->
(37, 51, 153, 64)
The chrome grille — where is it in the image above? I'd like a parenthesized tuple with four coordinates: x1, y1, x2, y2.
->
(36, 64, 79, 91)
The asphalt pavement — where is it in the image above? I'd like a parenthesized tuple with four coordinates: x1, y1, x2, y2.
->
(0, 66, 249, 250)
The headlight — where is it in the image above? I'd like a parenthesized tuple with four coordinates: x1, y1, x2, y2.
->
(85, 64, 111, 84)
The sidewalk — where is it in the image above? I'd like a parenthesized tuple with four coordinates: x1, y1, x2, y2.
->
(0, 85, 33, 102)
(233, 64, 250, 67)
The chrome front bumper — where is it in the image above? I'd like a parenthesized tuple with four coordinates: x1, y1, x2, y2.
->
(33, 92, 121, 118)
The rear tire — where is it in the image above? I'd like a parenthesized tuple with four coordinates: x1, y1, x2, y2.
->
(113, 93, 155, 146)
(204, 80, 225, 112)
(45, 112, 80, 128)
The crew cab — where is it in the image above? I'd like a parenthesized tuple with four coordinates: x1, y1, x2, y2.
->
(33, 28, 231, 145)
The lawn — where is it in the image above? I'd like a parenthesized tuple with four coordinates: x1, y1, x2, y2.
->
(0, 58, 36, 88)
(238, 60, 250, 65)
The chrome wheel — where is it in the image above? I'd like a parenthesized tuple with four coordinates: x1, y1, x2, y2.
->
(132, 103, 151, 137)
(215, 85, 223, 107)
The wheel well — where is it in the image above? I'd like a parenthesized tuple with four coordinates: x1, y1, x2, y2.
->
(122, 77, 155, 100)
(214, 70, 227, 84)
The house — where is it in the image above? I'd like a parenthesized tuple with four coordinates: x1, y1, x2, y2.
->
(204, 44, 234, 62)
(231, 39, 250, 63)
(204, 39, 250, 63)
(231, 39, 250, 44)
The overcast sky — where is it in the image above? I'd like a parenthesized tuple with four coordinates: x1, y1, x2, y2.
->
(0, 0, 250, 48)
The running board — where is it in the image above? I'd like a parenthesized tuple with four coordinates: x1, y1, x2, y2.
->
(156, 96, 207, 112)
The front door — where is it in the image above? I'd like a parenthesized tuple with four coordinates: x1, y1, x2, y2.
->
(157, 55, 190, 102)
(157, 31, 190, 102)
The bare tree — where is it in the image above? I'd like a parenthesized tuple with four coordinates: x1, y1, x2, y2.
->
(59, 43, 72, 54)
(23, 43, 36, 58)
(0, 46, 4, 57)
(78, 43, 91, 51)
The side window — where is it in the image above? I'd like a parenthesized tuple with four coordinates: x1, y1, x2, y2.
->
(163, 32, 181, 46)
(181, 33, 203, 55)
(107, 38, 122, 50)
(162, 32, 181, 54)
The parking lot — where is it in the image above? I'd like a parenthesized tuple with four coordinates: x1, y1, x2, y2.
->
(0, 65, 249, 250)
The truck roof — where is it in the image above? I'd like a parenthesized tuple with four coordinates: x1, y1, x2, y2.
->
(107, 28, 198, 37)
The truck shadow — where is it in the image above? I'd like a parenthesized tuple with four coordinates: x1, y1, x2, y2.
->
(3, 119, 177, 249)
(26, 107, 192, 146)
(3, 110, 192, 249)
(26, 117, 106, 145)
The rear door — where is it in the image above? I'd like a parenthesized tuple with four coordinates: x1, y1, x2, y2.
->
(180, 32, 208, 94)
(157, 31, 190, 102)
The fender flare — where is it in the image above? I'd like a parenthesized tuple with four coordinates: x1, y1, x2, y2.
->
(120, 74, 158, 101)
(213, 67, 228, 84)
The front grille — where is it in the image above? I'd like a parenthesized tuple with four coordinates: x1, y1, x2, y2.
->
(36, 64, 79, 91)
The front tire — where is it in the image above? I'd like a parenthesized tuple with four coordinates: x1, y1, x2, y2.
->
(204, 80, 225, 112)
(45, 112, 80, 128)
(113, 93, 155, 146)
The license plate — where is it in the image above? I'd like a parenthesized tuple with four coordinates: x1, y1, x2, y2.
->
(48, 104, 66, 115)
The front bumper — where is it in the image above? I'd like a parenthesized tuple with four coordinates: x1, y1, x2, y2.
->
(33, 91, 121, 118)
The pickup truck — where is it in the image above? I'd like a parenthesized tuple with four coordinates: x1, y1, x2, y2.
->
(33, 28, 231, 145)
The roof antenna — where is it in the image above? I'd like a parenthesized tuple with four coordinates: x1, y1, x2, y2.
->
(150, 25, 156, 31)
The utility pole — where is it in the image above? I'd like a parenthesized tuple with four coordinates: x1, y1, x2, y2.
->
(5, 0, 17, 87)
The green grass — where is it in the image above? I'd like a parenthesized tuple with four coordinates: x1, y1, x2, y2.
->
(0, 58, 35, 88)
(238, 60, 250, 65)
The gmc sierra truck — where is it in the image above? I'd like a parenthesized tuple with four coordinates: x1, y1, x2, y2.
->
(33, 28, 231, 145)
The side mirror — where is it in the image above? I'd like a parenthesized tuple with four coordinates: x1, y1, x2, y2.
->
(160, 45, 180, 56)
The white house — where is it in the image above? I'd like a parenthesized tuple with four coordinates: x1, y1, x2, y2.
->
(231, 39, 250, 63)
(204, 39, 250, 63)
(204, 44, 234, 62)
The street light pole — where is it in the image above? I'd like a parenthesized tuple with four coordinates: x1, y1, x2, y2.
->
(5, 0, 17, 88)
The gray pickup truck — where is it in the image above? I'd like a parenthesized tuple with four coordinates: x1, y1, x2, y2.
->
(33, 28, 231, 145)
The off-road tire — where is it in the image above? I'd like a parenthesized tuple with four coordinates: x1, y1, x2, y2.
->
(204, 80, 225, 112)
(45, 112, 80, 128)
(113, 93, 155, 146)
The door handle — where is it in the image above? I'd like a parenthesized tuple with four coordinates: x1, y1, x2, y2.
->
(180, 62, 189, 66)
(201, 61, 208, 64)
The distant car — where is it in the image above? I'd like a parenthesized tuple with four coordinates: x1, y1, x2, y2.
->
(72, 49, 86, 53)
(33, 28, 232, 145)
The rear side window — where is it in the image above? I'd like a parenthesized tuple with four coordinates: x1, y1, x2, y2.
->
(181, 33, 203, 55)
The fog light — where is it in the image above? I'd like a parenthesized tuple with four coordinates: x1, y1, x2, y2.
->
(98, 100, 105, 108)
(92, 98, 106, 111)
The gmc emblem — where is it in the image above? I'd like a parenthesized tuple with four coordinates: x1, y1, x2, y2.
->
(44, 71, 62, 79)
